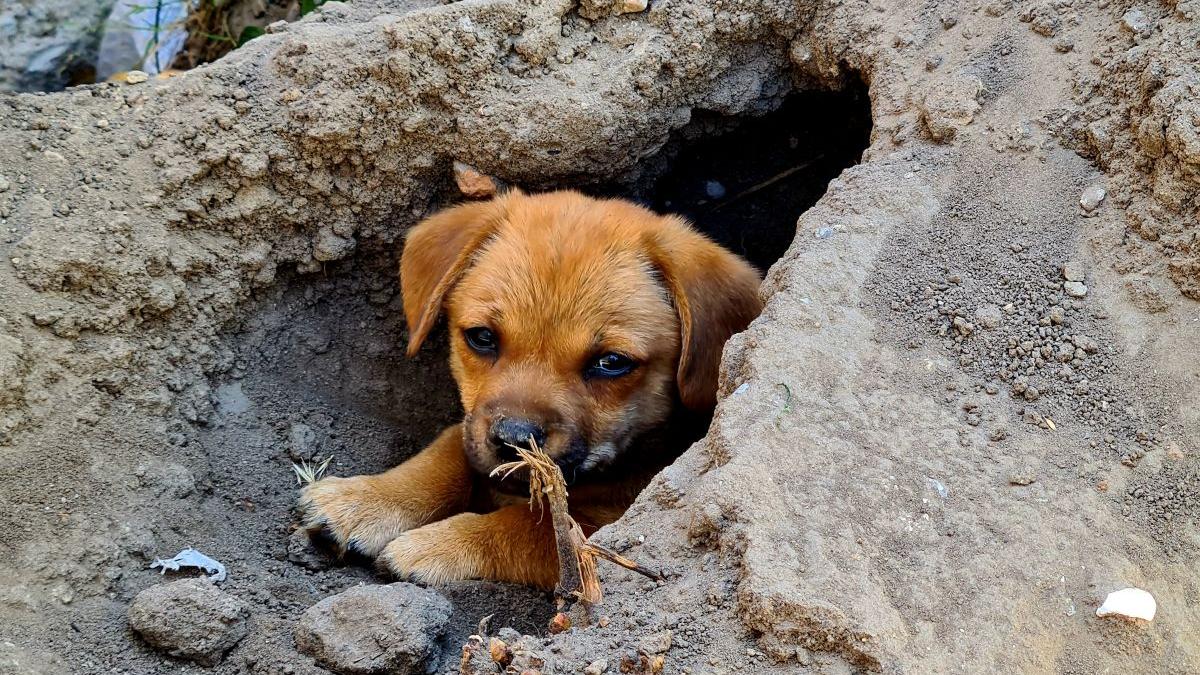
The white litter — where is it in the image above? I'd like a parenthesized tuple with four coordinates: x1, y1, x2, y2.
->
(150, 548, 228, 583)
(1095, 587, 1156, 622)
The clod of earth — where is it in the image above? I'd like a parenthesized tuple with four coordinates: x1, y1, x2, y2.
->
(126, 578, 249, 666)
(293, 582, 452, 675)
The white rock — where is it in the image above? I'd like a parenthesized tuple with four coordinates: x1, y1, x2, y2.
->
(125, 70, 149, 84)
(1096, 587, 1156, 621)
(1079, 184, 1106, 212)
(617, 0, 649, 13)
(1064, 281, 1088, 298)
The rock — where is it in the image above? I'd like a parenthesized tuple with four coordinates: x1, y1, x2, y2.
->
(918, 76, 983, 143)
(585, 658, 610, 675)
(1063, 281, 1088, 298)
(453, 161, 499, 199)
(0, 176, 10, 192)
(973, 304, 1003, 329)
(638, 630, 672, 655)
(294, 583, 452, 675)
(287, 528, 331, 570)
(313, 228, 356, 262)
(1121, 9, 1152, 38)
(1079, 185, 1106, 212)
(1009, 474, 1036, 486)
(127, 578, 250, 666)
(1061, 261, 1086, 282)
(579, 0, 648, 20)
(704, 180, 726, 199)
(288, 422, 318, 460)
(124, 70, 149, 84)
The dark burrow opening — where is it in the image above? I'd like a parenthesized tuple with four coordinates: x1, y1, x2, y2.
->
(136, 82, 873, 670)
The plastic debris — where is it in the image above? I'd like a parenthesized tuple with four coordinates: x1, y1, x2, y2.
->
(150, 548, 228, 583)
(1096, 587, 1156, 622)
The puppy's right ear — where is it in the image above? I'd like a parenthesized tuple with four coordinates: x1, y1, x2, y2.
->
(399, 199, 505, 355)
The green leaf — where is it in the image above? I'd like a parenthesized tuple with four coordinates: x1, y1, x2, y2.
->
(300, 0, 316, 15)
(237, 25, 265, 46)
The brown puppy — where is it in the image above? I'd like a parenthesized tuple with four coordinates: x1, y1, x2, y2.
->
(299, 190, 761, 588)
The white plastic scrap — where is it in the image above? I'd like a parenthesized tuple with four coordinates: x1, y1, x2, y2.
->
(150, 548, 228, 583)
(1096, 587, 1156, 622)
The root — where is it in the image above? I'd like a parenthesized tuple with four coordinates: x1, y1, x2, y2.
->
(490, 441, 662, 628)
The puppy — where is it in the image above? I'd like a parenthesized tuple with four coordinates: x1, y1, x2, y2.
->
(299, 189, 761, 588)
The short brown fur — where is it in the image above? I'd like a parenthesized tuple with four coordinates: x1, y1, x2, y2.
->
(299, 190, 761, 587)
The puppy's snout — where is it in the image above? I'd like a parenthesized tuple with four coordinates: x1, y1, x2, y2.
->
(489, 417, 547, 460)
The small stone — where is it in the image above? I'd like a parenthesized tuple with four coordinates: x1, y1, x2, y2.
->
(453, 161, 498, 199)
(1009, 473, 1036, 486)
(617, 0, 649, 13)
(585, 659, 609, 675)
(287, 528, 330, 570)
(974, 304, 1003, 329)
(952, 316, 975, 336)
(639, 630, 673, 655)
(288, 422, 318, 460)
(313, 228, 356, 262)
(704, 180, 726, 199)
(127, 579, 249, 666)
(1121, 9, 1152, 38)
(125, 70, 149, 84)
(1064, 281, 1088, 298)
(1061, 262, 1086, 282)
(1079, 185, 1106, 212)
(940, 15, 958, 29)
(294, 583, 452, 675)
(0, 176, 9, 192)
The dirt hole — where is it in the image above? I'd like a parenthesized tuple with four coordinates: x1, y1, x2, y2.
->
(175, 82, 872, 666)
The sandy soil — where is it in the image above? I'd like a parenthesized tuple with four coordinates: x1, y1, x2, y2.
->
(0, 0, 1197, 673)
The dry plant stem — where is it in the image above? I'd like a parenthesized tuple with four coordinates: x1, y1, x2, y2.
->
(492, 441, 665, 625)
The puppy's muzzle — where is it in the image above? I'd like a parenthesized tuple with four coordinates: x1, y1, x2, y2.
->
(488, 416, 547, 461)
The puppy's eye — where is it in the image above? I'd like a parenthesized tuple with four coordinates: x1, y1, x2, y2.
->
(586, 353, 637, 378)
(464, 327, 499, 354)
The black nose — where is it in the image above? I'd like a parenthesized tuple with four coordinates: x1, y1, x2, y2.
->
(489, 417, 547, 460)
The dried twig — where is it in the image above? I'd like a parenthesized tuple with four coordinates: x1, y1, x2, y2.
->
(490, 440, 662, 625)
(710, 156, 825, 212)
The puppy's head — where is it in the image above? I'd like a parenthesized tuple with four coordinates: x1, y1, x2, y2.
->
(400, 190, 761, 482)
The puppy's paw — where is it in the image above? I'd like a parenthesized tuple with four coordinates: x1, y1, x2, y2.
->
(378, 516, 486, 585)
(298, 476, 415, 558)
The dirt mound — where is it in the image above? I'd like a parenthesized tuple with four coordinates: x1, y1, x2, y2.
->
(0, 0, 1197, 673)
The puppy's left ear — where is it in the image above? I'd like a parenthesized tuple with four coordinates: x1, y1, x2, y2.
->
(400, 197, 508, 355)
(646, 218, 763, 410)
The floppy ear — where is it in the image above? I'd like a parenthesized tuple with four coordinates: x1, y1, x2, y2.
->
(645, 218, 763, 410)
(399, 198, 506, 355)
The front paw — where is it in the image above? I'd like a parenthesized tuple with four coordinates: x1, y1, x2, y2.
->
(378, 517, 484, 586)
(298, 476, 413, 557)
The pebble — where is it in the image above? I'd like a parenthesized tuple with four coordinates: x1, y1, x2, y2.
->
(0, 176, 9, 192)
(617, 0, 649, 12)
(1079, 185, 1106, 212)
(1061, 261, 1086, 282)
(127, 579, 250, 666)
(584, 658, 609, 675)
(704, 180, 726, 199)
(125, 70, 149, 84)
(1063, 281, 1088, 298)
(974, 304, 1003, 329)
(1121, 9, 1152, 38)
